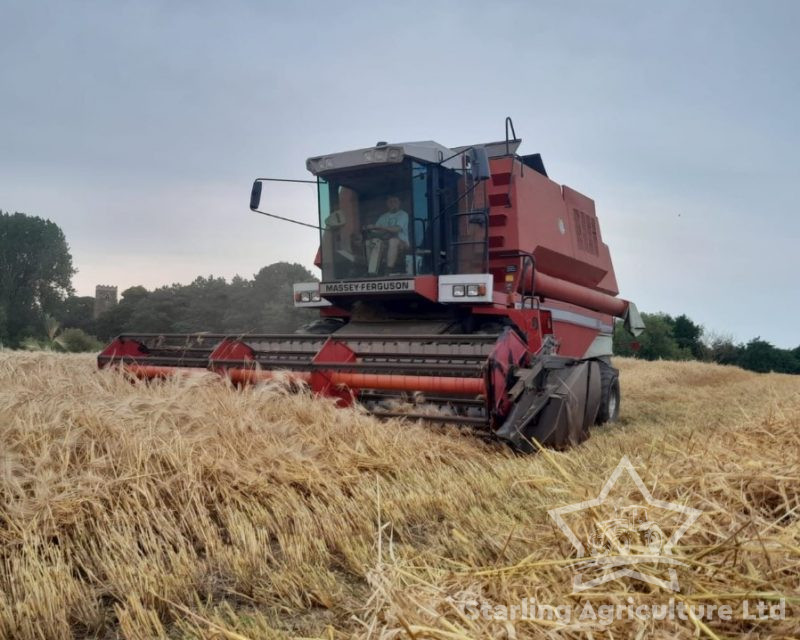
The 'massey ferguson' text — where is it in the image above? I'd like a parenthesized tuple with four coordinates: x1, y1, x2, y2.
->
(320, 280, 414, 295)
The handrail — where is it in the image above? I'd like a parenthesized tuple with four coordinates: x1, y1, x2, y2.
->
(447, 205, 490, 273)
(493, 250, 536, 307)
(504, 117, 518, 156)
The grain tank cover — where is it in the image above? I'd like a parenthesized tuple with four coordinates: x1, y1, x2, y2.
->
(306, 140, 461, 175)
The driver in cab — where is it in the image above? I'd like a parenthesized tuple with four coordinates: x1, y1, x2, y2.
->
(364, 195, 410, 275)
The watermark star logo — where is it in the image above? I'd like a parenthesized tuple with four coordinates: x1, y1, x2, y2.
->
(548, 456, 702, 592)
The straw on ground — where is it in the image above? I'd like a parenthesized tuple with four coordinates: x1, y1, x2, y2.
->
(0, 352, 798, 639)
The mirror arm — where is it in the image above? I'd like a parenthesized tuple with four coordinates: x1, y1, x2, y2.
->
(251, 208, 320, 230)
(249, 177, 320, 229)
(253, 177, 318, 184)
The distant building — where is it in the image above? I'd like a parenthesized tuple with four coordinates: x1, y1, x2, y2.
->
(94, 285, 118, 318)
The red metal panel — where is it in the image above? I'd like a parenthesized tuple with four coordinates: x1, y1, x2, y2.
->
(561, 186, 619, 295)
(468, 306, 548, 354)
(97, 337, 148, 367)
(486, 329, 529, 417)
(540, 298, 614, 358)
(487, 156, 621, 299)
(412, 275, 438, 302)
(209, 339, 255, 367)
(550, 322, 601, 359)
(310, 338, 357, 405)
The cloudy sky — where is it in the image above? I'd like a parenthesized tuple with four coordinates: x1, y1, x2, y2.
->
(1, 1, 798, 346)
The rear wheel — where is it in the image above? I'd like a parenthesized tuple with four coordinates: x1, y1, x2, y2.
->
(596, 362, 620, 425)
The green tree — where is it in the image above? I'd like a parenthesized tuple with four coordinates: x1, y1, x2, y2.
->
(125, 285, 188, 334)
(252, 262, 317, 332)
(175, 276, 232, 332)
(94, 286, 150, 339)
(222, 275, 260, 333)
(92, 262, 318, 339)
(673, 314, 705, 359)
(613, 312, 691, 361)
(59, 328, 103, 352)
(55, 295, 95, 333)
(705, 332, 743, 366)
(739, 337, 800, 374)
(612, 320, 638, 357)
(0, 211, 75, 345)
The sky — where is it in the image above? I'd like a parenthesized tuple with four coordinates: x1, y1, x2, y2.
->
(1, 0, 798, 347)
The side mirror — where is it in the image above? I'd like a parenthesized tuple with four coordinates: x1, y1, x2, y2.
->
(470, 146, 491, 181)
(249, 180, 263, 210)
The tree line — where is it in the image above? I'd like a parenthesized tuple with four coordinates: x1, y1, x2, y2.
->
(0, 210, 315, 351)
(613, 312, 800, 374)
(92, 262, 317, 339)
(2, 210, 798, 373)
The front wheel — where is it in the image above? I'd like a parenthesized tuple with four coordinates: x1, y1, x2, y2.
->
(596, 363, 620, 425)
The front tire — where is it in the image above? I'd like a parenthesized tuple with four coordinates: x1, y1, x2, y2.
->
(596, 362, 620, 425)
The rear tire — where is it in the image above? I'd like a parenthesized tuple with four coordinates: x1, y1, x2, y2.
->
(596, 362, 620, 425)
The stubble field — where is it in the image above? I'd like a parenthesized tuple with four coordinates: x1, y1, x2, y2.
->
(1, 351, 798, 639)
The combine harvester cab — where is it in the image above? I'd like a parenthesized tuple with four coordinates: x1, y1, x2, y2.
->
(99, 119, 643, 451)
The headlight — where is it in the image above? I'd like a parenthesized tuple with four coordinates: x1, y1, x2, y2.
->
(467, 284, 480, 296)
(452, 285, 466, 297)
(300, 291, 311, 303)
(311, 292, 321, 302)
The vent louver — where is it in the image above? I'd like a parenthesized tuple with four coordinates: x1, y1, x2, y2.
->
(572, 208, 599, 256)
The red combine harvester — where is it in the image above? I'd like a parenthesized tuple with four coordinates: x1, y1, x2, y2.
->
(98, 119, 643, 451)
